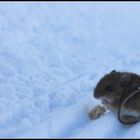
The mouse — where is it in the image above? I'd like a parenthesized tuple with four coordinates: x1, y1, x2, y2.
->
(90, 70, 140, 123)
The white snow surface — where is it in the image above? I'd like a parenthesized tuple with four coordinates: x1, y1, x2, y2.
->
(0, 2, 140, 138)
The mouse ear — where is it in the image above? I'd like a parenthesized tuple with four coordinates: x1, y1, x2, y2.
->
(110, 70, 116, 74)
(119, 73, 131, 87)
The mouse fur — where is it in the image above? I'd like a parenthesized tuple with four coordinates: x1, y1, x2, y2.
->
(94, 70, 140, 113)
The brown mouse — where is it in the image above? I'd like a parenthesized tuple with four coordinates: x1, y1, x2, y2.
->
(93, 70, 140, 123)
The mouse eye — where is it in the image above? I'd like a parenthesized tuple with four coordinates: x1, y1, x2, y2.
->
(105, 86, 113, 91)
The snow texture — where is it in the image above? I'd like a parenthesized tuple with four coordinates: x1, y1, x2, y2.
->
(0, 2, 140, 138)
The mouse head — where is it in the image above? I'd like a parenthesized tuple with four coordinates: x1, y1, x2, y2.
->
(94, 70, 131, 105)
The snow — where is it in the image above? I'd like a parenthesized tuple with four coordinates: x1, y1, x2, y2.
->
(0, 2, 140, 138)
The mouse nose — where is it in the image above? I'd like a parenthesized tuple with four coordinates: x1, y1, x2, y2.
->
(93, 92, 100, 99)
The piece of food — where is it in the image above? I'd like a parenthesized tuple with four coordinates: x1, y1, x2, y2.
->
(89, 105, 106, 119)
